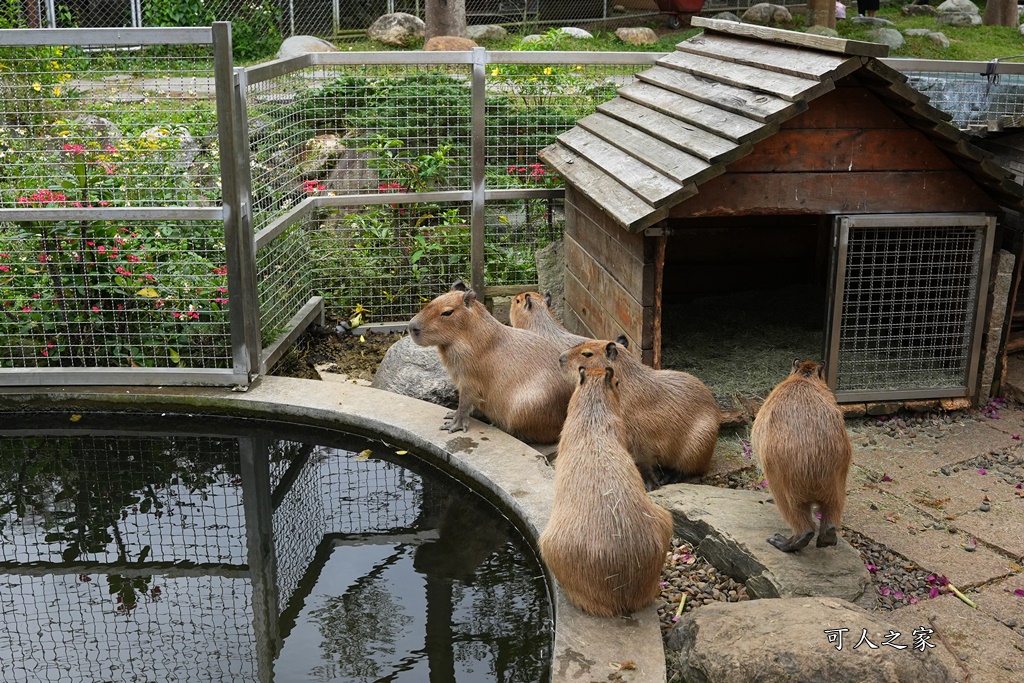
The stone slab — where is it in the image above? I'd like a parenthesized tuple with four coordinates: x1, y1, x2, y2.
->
(974, 407, 1024, 437)
(971, 574, 1024, 628)
(888, 593, 1024, 683)
(953, 504, 1024, 561)
(850, 420, 1015, 478)
(650, 484, 872, 607)
(843, 488, 1014, 587)
(873, 466, 1021, 517)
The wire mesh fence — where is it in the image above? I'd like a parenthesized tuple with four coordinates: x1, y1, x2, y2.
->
(902, 65, 1024, 130)
(835, 220, 988, 395)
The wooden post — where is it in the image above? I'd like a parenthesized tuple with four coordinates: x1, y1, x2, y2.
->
(652, 233, 667, 370)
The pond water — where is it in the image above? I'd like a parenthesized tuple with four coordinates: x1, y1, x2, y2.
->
(0, 413, 552, 682)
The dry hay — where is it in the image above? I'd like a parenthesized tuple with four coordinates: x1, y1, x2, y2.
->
(661, 285, 824, 403)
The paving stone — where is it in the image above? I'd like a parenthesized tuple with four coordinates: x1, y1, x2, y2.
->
(971, 574, 1024, 627)
(843, 489, 1014, 587)
(651, 485, 872, 606)
(851, 421, 1012, 477)
(876, 466, 1021, 517)
(953, 504, 1024, 560)
(974, 407, 1024, 436)
(888, 593, 1024, 682)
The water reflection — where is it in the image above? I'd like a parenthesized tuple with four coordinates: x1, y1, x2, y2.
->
(0, 414, 552, 682)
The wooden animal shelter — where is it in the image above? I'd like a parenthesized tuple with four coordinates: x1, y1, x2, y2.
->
(539, 17, 1024, 407)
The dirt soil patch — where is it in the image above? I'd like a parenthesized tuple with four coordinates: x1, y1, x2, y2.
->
(270, 322, 403, 382)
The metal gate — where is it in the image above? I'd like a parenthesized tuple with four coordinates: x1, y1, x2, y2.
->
(826, 213, 994, 403)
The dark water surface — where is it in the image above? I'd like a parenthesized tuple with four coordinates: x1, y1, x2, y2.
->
(0, 413, 552, 682)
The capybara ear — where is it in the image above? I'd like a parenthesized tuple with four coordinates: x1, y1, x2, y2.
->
(603, 366, 614, 387)
(463, 289, 477, 306)
(817, 360, 827, 381)
(524, 293, 533, 310)
(605, 341, 618, 361)
(578, 367, 587, 385)
(451, 280, 468, 292)
(791, 358, 802, 374)
(615, 334, 629, 349)
(544, 292, 552, 306)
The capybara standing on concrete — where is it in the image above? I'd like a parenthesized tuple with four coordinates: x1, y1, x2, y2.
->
(539, 365, 673, 617)
(509, 291, 590, 351)
(751, 360, 853, 552)
(559, 338, 720, 490)
(407, 281, 572, 443)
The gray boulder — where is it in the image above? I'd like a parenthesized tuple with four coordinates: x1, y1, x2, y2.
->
(1020, 23, 1024, 37)
(901, 3, 937, 14)
(903, 27, 933, 35)
(371, 335, 458, 408)
(666, 597, 957, 683)
(929, 31, 950, 48)
(712, 11, 741, 21)
(557, 26, 593, 39)
(368, 12, 425, 46)
(936, 0, 979, 12)
(806, 25, 840, 36)
(650, 484, 872, 605)
(140, 125, 199, 169)
(520, 34, 543, 44)
(741, 3, 792, 25)
(465, 24, 507, 41)
(851, 15, 895, 26)
(71, 114, 121, 147)
(868, 27, 905, 50)
(536, 240, 566, 323)
(936, 0, 981, 24)
(615, 26, 659, 45)
(276, 35, 338, 60)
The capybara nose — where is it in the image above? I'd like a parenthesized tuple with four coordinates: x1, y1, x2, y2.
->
(408, 321, 420, 337)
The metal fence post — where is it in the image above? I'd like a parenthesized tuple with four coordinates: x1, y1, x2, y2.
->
(470, 47, 487, 296)
(213, 21, 261, 385)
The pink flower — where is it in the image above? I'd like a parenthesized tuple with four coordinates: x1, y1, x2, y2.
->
(302, 179, 325, 193)
(0, 265, 9, 273)
(41, 349, 48, 357)
(91, 306, 99, 312)
(97, 245, 106, 254)
(21, 306, 31, 312)
(62, 143, 86, 154)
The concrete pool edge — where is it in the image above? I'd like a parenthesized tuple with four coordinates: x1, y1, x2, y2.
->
(0, 375, 667, 683)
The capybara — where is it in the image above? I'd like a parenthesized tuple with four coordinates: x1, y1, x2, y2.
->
(538, 365, 673, 617)
(509, 291, 590, 351)
(407, 281, 572, 443)
(750, 359, 853, 552)
(559, 337, 720, 490)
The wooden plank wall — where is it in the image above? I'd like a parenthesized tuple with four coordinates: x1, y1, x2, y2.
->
(670, 84, 1000, 218)
(563, 187, 658, 365)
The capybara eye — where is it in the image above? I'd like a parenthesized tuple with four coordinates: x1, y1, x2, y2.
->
(441, 310, 453, 317)
(582, 352, 593, 358)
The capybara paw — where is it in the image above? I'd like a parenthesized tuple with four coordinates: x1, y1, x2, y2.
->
(767, 534, 797, 552)
(441, 418, 469, 433)
(816, 525, 838, 548)
(443, 409, 457, 420)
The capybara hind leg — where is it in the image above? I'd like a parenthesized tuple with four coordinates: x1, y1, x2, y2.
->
(638, 462, 660, 492)
(816, 501, 843, 548)
(768, 529, 814, 552)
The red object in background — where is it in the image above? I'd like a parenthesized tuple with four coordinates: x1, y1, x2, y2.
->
(656, 0, 707, 28)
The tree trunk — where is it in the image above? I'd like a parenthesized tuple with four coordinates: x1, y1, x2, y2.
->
(808, 0, 837, 28)
(983, 0, 1017, 26)
(425, 0, 467, 40)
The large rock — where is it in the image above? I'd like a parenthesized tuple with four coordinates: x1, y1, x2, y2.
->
(535, 239, 565, 323)
(666, 597, 957, 683)
(650, 484, 872, 605)
(615, 26, 658, 45)
(140, 125, 199, 169)
(371, 335, 458, 408)
(901, 3, 937, 14)
(557, 26, 593, 39)
(928, 31, 951, 48)
(424, 35, 478, 50)
(936, 0, 981, 25)
(806, 25, 840, 36)
(465, 24, 507, 41)
(712, 11, 741, 21)
(276, 35, 338, 60)
(71, 114, 121, 146)
(903, 27, 933, 35)
(741, 3, 793, 25)
(936, 0, 979, 13)
(368, 12, 425, 46)
(851, 14, 895, 26)
(868, 27, 905, 50)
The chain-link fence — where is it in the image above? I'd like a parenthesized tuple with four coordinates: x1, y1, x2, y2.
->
(899, 59, 1024, 130)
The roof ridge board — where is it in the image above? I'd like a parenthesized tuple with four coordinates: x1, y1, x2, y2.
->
(691, 16, 888, 58)
(657, 50, 835, 104)
(574, 112, 724, 187)
(555, 127, 687, 208)
(674, 33, 859, 83)
(636, 65, 800, 123)
(538, 143, 662, 230)
(617, 81, 766, 144)
(596, 96, 754, 165)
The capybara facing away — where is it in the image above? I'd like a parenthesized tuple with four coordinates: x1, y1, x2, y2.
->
(539, 365, 673, 617)
(509, 291, 590, 351)
(407, 281, 572, 443)
(559, 338, 720, 490)
(751, 360, 853, 552)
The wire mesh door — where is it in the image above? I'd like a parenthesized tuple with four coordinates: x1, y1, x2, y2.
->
(826, 213, 994, 403)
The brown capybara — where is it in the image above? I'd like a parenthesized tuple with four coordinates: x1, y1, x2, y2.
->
(750, 360, 853, 552)
(509, 291, 590, 351)
(559, 337, 720, 490)
(539, 365, 673, 617)
(407, 281, 572, 443)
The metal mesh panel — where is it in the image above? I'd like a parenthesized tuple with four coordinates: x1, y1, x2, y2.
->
(311, 201, 472, 322)
(257, 214, 315, 344)
(836, 224, 984, 393)
(247, 63, 473, 233)
(0, 219, 232, 369)
(0, 44, 219, 208)
(905, 69, 1024, 130)
(484, 197, 562, 286)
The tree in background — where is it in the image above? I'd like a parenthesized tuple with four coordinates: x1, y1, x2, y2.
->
(982, 0, 1017, 27)
(425, 0, 466, 40)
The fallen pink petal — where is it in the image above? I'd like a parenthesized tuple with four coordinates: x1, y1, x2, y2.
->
(1014, 589, 1024, 598)
(928, 586, 941, 599)
(977, 468, 987, 475)
(881, 474, 892, 482)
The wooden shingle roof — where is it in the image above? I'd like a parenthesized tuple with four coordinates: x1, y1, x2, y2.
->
(539, 17, 1024, 232)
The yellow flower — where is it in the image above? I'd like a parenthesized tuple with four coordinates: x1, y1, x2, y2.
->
(52, 87, 61, 97)
(31, 82, 41, 92)
(575, 65, 582, 71)
(543, 67, 553, 75)
(491, 67, 500, 76)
